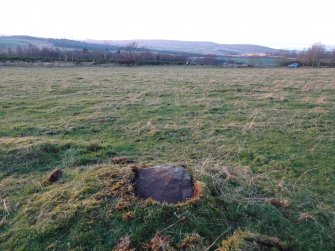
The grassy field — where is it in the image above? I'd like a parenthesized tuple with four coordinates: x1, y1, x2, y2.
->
(0, 66, 334, 250)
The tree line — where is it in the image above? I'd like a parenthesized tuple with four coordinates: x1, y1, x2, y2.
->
(1, 42, 335, 67)
(0, 42, 218, 66)
(276, 43, 335, 67)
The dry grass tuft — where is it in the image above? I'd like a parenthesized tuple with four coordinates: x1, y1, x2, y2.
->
(270, 198, 290, 208)
(298, 212, 316, 222)
(219, 230, 287, 251)
(112, 157, 133, 165)
(259, 93, 286, 101)
(122, 211, 135, 221)
(145, 198, 155, 206)
(142, 233, 174, 251)
(115, 199, 131, 210)
(192, 181, 203, 199)
(87, 140, 102, 151)
(113, 236, 135, 251)
(0, 136, 45, 150)
(302, 84, 311, 92)
(0, 198, 10, 227)
(181, 233, 203, 249)
(112, 181, 126, 191)
(316, 96, 327, 104)
(47, 243, 57, 250)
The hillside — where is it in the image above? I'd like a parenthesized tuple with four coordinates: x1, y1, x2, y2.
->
(0, 36, 121, 51)
(0, 36, 52, 48)
(87, 39, 279, 56)
(0, 35, 279, 57)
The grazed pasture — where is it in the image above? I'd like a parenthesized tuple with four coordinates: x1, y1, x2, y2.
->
(0, 67, 334, 250)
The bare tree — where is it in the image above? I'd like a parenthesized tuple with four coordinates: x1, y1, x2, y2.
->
(306, 42, 326, 67)
(297, 49, 307, 66)
(123, 41, 138, 65)
(203, 54, 217, 65)
(16, 45, 23, 56)
(275, 50, 287, 66)
(331, 48, 335, 67)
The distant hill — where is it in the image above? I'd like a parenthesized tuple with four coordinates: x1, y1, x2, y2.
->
(0, 36, 200, 57)
(0, 36, 279, 57)
(86, 39, 279, 56)
(0, 36, 121, 51)
(0, 36, 52, 48)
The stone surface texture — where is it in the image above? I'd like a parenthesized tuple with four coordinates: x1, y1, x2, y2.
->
(135, 165, 193, 203)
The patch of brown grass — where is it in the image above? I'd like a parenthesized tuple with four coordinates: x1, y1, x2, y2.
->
(87, 140, 102, 151)
(270, 198, 290, 208)
(47, 243, 57, 250)
(115, 199, 131, 210)
(298, 212, 316, 222)
(113, 236, 135, 251)
(0, 136, 49, 151)
(112, 157, 133, 165)
(142, 233, 174, 251)
(112, 181, 126, 191)
(122, 211, 135, 221)
(316, 96, 326, 104)
(181, 233, 203, 249)
(219, 230, 287, 251)
(145, 198, 155, 206)
(258, 93, 286, 101)
(0, 198, 10, 227)
(15, 165, 137, 230)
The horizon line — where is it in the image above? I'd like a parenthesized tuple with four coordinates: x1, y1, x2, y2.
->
(2, 33, 334, 50)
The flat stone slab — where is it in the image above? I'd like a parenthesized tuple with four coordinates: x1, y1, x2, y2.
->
(135, 165, 193, 203)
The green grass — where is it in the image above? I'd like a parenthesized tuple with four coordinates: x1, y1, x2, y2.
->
(0, 66, 334, 250)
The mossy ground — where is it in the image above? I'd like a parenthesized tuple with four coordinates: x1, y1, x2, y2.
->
(0, 67, 334, 250)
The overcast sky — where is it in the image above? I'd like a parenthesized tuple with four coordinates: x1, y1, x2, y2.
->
(1, 0, 334, 49)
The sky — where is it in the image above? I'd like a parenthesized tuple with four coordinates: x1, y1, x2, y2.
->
(1, 0, 334, 49)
